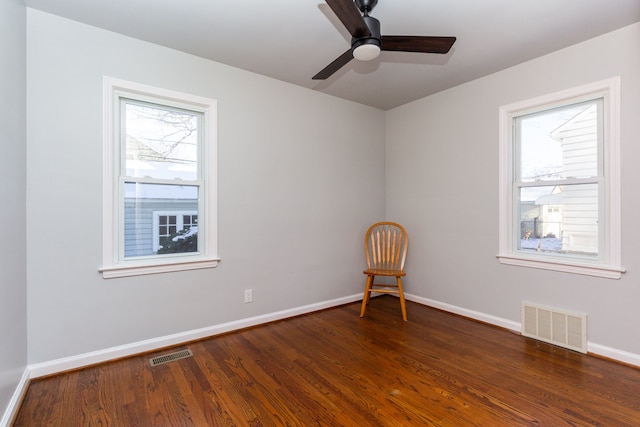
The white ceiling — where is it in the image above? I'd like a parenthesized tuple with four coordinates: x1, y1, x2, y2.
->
(24, 0, 640, 110)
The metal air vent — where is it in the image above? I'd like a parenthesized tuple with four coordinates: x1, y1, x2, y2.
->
(522, 302, 587, 353)
(149, 349, 193, 367)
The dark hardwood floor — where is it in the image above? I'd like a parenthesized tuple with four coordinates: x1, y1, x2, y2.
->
(13, 296, 640, 426)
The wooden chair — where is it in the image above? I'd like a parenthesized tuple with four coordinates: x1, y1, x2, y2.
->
(360, 222, 409, 321)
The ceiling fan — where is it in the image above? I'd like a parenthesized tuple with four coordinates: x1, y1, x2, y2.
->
(313, 0, 456, 80)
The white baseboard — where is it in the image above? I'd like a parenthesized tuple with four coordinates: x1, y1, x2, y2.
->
(588, 342, 640, 367)
(404, 293, 521, 331)
(6, 291, 639, 424)
(0, 368, 30, 427)
(404, 293, 640, 367)
(28, 293, 364, 379)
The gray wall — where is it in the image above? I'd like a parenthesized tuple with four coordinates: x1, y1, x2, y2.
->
(26, 9, 386, 363)
(0, 0, 27, 419)
(4, 8, 640, 423)
(386, 23, 640, 356)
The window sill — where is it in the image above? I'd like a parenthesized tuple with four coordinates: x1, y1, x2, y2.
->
(497, 254, 625, 279)
(100, 257, 219, 279)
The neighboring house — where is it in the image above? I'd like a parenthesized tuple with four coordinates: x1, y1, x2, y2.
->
(124, 198, 197, 257)
(534, 187, 563, 239)
(549, 104, 599, 254)
(520, 187, 563, 240)
(124, 137, 198, 258)
(524, 105, 598, 253)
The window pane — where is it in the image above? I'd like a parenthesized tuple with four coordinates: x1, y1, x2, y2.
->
(517, 101, 598, 182)
(124, 101, 199, 181)
(518, 184, 598, 256)
(183, 214, 198, 229)
(124, 182, 199, 258)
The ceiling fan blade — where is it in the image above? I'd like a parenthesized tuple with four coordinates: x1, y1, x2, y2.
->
(312, 49, 354, 80)
(381, 36, 456, 54)
(326, 0, 370, 38)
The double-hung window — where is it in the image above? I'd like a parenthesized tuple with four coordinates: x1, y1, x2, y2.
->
(101, 77, 218, 278)
(498, 78, 623, 278)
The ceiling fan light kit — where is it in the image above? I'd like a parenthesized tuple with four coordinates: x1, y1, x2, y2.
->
(352, 14, 381, 61)
(314, 0, 456, 80)
(353, 40, 381, 61)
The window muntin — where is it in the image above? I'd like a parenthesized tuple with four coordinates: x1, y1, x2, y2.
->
(497, 77, 623, 279)
(102, 77, 218, 278)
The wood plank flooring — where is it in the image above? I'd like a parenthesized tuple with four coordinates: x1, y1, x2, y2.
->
(13, 296, 640, 426)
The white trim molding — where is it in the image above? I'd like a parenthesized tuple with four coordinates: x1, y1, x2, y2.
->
(0, 368, 30, 427)
(28, 293, 364, 378)
(24, 293, 640, 377)
(404, 293, 521, 332)
(101, 76, 218, 278)
(497, 77, 624, 279)
(404, 293, 640, 367)
(4, 292, 640, 424)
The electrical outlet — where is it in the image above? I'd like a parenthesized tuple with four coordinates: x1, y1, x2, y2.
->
(244, 289, 253, 303)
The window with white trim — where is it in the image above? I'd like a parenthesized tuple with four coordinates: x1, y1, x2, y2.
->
(498, 78, 623, 279)
(101, 77, 218, 278)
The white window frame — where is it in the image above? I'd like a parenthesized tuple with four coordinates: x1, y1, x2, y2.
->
(497, 77, 624, 279)
(101, 77, 218, 278)
(152, 210, 198, 253)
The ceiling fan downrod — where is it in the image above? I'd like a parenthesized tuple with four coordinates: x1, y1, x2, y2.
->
(351, 0, 381, 61)
(355, 0, 378, 15)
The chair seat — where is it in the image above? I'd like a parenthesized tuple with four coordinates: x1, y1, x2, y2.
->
(363, 269, 406, 277)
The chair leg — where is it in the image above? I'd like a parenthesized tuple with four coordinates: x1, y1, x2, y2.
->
(396, 276, 407, 321)
(360, 275, 374, 318)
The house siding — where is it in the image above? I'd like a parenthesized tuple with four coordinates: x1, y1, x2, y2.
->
(124, 198, 198, 257)
(553, 105, 599, 254)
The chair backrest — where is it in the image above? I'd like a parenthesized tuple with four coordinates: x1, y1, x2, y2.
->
(365, 222, 408, 271)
